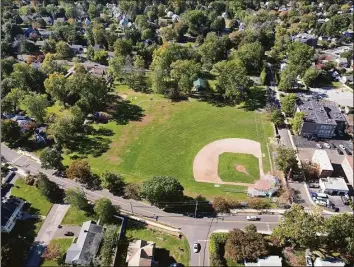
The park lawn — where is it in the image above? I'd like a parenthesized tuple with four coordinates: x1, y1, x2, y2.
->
(126, 225, 190, 266)
(63, 86, 273, 200)
(12, 178, 53, 216)
(41, 238, 74, 267)
(61, 207, 95, 225)
(218, 153, 260, 183)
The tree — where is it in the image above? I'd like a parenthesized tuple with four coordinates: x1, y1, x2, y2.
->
(94, 198, 116, 224)
(124, 183, 141, 200)
(56, 41, 73, 59)
(140, 176, 184, 207)
(108, 55, 125, 81)
(2, 88, 24, 113)
(101, 225, 119, 266)
(22, 93, 49, 124)
(36, 172, 62, 203)
(270, 109, 285, 126)
(183, 10, 210, 36)
(43, 242, 60, 260)
(225, 227, 268, 263)
(248, 198, 271, 209)
(42, 39, 57, 54)
(40, 53, 66, 75)
(275, 146, 298, 174)
(213, 59, 253, 104)
(124, 56, 147, 92)
(232, 41, 264, 74)
(101, 172, 125, 196)
(66, 160, 91, 184)
(211, 16, 225, 32)
(198, 33, 228, 70)
(19, 40, 40, 54)
(10, 63, 46, 93)
(278, 66, 298, 92)
(1, 119, 22, 146)
(113, 39, 133, 57)
(287, 42, 314, 75)
(64, 188, 89, 210)
(170, 59, 201, 95)
(93, 50, 108, 65)
(44, 73, 68, 105)
(272, 204, 324, 249)
(1, 57, 16, 79)
(213, 197, 230, 213)
(281, 93, 297, 117)
(40, 147, 63, 170)
(291, 112, 305, 135)
(303, 67, 321, 88)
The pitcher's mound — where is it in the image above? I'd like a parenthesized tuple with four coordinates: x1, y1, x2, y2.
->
(235, 164, 249, 175)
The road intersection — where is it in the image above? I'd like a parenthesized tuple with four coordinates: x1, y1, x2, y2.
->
(2, 143, 282, 266)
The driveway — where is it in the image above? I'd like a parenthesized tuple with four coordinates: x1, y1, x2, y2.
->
(25, 204, 70, 267)
(55, 225, 81, 238)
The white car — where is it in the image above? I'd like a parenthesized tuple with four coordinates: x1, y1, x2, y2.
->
(247, 216, 260, 221)
(193, 243, 200, 253)
(316, 143, 322, 149)
(339, 144, 345, 150)
(323, 143, 331, 149)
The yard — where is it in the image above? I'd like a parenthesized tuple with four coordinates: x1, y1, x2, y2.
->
(61, 206, 95, 225)
(218, 153, 260, 183)
(62, 85, 273, 199)
(11, 178, 53, 216)
(41, 238, 74, 267)
(125, 222, 190, 267)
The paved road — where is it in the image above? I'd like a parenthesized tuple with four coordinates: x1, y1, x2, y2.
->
(1, 143, 281, 266)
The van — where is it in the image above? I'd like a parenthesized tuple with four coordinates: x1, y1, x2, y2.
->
(316, 193, 328, 199)
(315, 200, 327, 207)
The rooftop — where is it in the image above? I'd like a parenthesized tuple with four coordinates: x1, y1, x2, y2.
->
(65, 221, 104, 265)
(297, 98, 347, 125)
(126, 239, 155, 267)
(319, 177, 349, 191)
(1, 197, 25, 227)
(245, 256, 282, 267)
(314, 257, 345, 267)
(312, 150, 333, 171)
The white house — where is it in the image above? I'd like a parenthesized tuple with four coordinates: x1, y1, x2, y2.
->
(312, 150, 333, 178)
(314, 257, 345, 267)
(319, 177, 349, 195)
(1, 197, 25, 233)
(245, 256, 282, 267)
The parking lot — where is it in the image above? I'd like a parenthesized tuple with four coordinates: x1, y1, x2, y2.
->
(293, 135, 353, 153)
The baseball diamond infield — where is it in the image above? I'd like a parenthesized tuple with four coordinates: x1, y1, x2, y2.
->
(193, 138, 265, 186)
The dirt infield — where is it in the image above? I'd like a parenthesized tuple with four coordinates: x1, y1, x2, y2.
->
(193, 138, 264, 186)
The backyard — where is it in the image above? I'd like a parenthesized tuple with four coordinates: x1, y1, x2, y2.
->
(62, 85, 274, 199)
(41, 238, 74, 267)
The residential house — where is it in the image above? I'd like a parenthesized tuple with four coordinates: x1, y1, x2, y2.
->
(292, 33, 318, 47)
(296, 98, 347, 139)
(313, 257, 345, 267)
(319, 177, 349, 195)
(70, 44, 84, 54)
(248, 174, 280, 197)
(312, 150, 333, 178)
(65, 221, 104, 266)
(244, 255, 282, 267)
(126, 239, 156, 267)
(341, 156, 353, 186)
(1, 197, 25, 233)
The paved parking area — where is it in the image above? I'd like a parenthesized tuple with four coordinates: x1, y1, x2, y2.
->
(293, 135, 353, 152)
(298, 148, 345, 164)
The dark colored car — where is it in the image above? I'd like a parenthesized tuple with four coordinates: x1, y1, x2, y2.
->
(169, 263, 184, 267)
(64, 231, 74, 236)
(337, 148, 344, 155)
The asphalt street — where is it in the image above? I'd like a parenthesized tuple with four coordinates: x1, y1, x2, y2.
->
(1, 143, 281, 266)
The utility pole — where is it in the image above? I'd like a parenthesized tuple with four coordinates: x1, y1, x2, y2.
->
(194, 200, 198, 218)
(130, 200, 134, 214)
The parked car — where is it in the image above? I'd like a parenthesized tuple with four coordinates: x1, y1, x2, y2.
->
(169, 263, 184, 267)
(309, 184, 320, 189)
(310, 192, 317, 198)
(193, 243, 201, 253)
(315, 200, 327, 207)
(344, 149, 352, 155)
(316, 143, 322, 149)
(64, 231, 74, 236)
(337, 148, 344, 155)
(341, 196, 349, 205)
(339, 144, 345, 150)
(247, 216, 260, 221)
(323, 143, 331, 149)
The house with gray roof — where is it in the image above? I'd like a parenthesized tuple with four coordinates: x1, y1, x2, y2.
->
(65, 221, 104, 266)
(296, 98, 347, 138)
(1, 197, 25, 233)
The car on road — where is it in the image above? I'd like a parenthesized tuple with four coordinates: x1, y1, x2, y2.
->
(323, 143, 331, 149)
(316, 143, 322, 149)
(341, 196, 349, 205)
(246, 216, 260, 221)
(339, 144, 346, 150)
(64, 231, 74, 236)
(193, 243, 201, 253)
(337, 148, 344, 155)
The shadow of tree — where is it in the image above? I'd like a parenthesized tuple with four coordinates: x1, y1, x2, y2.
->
(243, 86, 267, 111)
(111, 100, 145, 125)
(68, 134, 111, 158)
(154, 248, 177, 267)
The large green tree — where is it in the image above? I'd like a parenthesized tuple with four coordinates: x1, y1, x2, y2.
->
(40, 147, 64, 170)
(281, 93, 297, 117)
(94, 198, 116, 224)
(1, 119, 22, 146)
(232, 41, 264, 74)
(40, 53, 66, 75)
(275, 146, 298, 174)
(278, 66, 298, 92)
(1, 88, 24, 113)
(270, 109, 285, 126)
(101, 172, 125, 196)
(66, 160, 92, 184)
(140, 176, 184, 207)
(36, 172, 62, 203)
(198, 33, 228, 70)
(287, 42, 314, 75)
(170, 59, 201, 95)
(22, 93, 49, 124)
(44, 73, 68, 105)
(291, 112, 305, 135)
(64, 188, 89, 210)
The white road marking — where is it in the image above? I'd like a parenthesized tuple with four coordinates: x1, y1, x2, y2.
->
(197, 240, 209, 242)
(267, 223, 270, 231)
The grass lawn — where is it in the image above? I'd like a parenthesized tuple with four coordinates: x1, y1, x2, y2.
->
(12, 178, 53, 216)
(41, 238, 74, 267)
(61, 207, 95, 225)
(63, 86, 273, 200)
(218, 153, 260, 183)
(126, 223, 190, 266)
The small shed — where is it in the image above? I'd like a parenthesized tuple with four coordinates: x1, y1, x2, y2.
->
(192, 78, 208, 93)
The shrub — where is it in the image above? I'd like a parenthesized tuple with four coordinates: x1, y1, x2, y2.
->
(247, 198, 271, 209)
(24, 175, 36, 186)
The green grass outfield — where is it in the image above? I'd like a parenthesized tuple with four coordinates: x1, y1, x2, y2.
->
(218, 153, 260, 184)
(63, 86, 273, 199)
